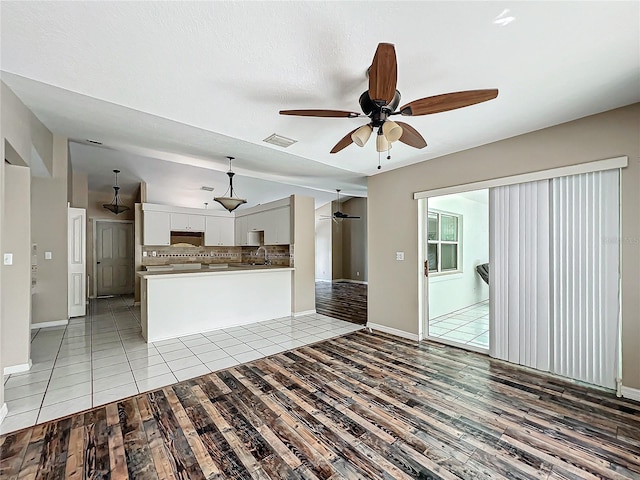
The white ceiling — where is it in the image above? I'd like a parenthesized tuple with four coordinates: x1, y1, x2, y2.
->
(1, 1, 638, 207)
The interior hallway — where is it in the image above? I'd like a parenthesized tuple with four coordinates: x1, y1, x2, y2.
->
(315, 281, 367, 325)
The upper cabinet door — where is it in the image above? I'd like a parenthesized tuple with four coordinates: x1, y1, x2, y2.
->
(144, 211, 171, 245)
(219, 217, 235, 246)
(170, 213, 190, 231)
(170, 213, 205, 232)
(189, 215, 206, 232)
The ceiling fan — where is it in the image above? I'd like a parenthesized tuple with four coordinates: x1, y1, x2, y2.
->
(280, 43, 498, 167)
(321, 189, 361, 223)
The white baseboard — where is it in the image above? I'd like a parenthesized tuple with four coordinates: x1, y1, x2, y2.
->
(0, 403, 7, 425)
(3, 359, 32, 375)
(621, 385, 640, 402)
(31, 319, 68, 329)
(293, 309, 316, 317)
(366, 322, 420, 341)
(333, 279, 368, 285)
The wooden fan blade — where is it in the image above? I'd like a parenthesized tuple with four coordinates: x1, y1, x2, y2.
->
(279, 109, 360, 118)
(400, 89, 498, 116)
(330, 128, 358, 154)
(395, 122, 427, 149)
(368, 43, 397, 105)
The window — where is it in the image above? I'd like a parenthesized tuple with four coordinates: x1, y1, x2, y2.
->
(427, 211, 461, 273)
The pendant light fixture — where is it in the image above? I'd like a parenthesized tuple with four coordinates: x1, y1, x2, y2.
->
(103, 169, 130, 215)
(214, 156, 247, 212)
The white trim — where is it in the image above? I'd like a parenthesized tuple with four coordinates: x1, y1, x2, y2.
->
(31, 319, 69, 329)
(333, 279, 368, 285)
(424, 335, 489, 355)
(0, 403, 7, 425)
(293, 309, 316, 317)
(413, 156, 628, 200)
(621, 386, 640, 402)
(3, 359, 32, 375)
(366, 322, 420, 341)
(315, 279, 332, 283)
(134, 301, 141, 307)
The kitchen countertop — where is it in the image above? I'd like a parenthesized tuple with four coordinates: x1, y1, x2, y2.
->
(137, 264, 294, 278)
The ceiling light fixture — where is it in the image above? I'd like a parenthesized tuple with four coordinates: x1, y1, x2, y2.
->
(214, 157, 247, 212)
(351, 124, 373, 147)
(103, 169, 130, 215)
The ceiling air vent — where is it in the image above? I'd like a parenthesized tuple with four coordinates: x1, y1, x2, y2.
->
(263, 133, 297, 148)
(201, 186, 215, 192)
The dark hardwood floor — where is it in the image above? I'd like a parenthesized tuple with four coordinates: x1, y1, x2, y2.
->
(2, 329, 640, 479)
(315, 281, 367, 325)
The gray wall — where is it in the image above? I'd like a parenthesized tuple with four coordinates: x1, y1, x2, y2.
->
(2, 165, 32, 370)
(314, 203, 332, 281)
(31, 135, 69, 325)
(291, 195, 316, 313)
(368, 103, 640, 390)
(341, 197, 367, 282)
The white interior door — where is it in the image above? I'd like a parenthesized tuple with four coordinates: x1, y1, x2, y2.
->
(68, 207, 87, 317)
(96, 221, 134, 296)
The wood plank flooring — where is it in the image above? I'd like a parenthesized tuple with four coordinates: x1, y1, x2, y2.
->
(2, 330, 640, 479)
(315, 282, 367, 325)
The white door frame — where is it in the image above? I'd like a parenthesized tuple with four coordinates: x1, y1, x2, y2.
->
(68, 207, 87, 317)
(92, 218, 134, 298)
(415, 156, 628, 342)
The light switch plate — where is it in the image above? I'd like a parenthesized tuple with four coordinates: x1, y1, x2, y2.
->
(45, 251, 52, 260)
(142, 251, 148, 257)
(396, 252, 405, 261)
(3, 253, 13, 265)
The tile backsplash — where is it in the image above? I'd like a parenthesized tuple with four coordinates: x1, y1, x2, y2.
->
(142, 245, 291, 267)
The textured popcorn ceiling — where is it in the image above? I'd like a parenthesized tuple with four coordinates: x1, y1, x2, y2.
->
(1, 1, 638, 203)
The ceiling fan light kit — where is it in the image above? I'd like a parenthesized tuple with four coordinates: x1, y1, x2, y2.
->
(279, 42, 498, 168)
(214, 156, 247, 213)
(103, 169, 130, 215)
(351, 124, 373, 147)
(376, 132, 390, 153)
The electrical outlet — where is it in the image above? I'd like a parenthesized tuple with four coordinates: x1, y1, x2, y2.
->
(356, 271, 360, 276)
(152, 251, 157, 257)
(3, 253, 13, 265)
(396, 252, 404, 261)
(143, 251, 148, 257)
(45, 251, 52, 260)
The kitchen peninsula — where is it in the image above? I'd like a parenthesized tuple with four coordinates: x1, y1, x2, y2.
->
(138, 264, 294, 342)
(137, 194, 316, 342)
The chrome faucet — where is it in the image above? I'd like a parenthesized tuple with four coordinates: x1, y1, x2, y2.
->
(255, 246, 270, 265)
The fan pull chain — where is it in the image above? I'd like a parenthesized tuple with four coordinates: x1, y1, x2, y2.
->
(387, 145, 391, 161)
(378, 151, 381, 170)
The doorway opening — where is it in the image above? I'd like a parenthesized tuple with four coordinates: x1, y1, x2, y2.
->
(423, 189, 489, 351)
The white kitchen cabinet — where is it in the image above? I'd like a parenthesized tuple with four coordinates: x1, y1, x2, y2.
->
(205, 216, 235, 246)
(235, 216, 260, 246)
(247, 212, 267, 232)
(264, 206, 291, 245)
(144, 211, 170, 245)
(170, 213, 205, 232)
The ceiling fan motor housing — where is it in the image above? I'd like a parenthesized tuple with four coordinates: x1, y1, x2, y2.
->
(359, 90, 401, 124)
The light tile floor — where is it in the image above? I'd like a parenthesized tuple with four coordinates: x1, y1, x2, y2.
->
(1, 296, 362, 435)
(428, 300, 489, 349)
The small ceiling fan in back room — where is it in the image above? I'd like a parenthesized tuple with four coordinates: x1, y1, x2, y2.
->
(320, 189, 361, 223)
(280, 43, 498, 169)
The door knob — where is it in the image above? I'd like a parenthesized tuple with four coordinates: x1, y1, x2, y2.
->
(97, 261, 101, 264)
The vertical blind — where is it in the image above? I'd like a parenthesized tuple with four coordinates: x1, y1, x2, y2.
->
(489, 170, 620, 389)
(489, 180, 551, 371)
(551, 170, 620, 389)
